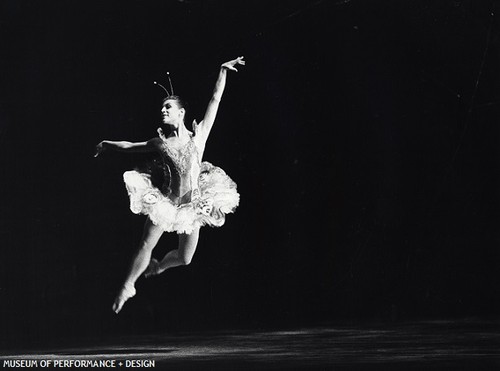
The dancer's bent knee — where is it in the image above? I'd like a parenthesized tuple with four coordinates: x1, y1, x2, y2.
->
(178, 254, 192, 266)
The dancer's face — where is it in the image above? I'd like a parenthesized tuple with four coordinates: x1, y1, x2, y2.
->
(161, 99, 184, 127)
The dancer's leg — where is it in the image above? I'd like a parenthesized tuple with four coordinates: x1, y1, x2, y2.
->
(112, 218, 164, 313)
(145, 227, 200, 277)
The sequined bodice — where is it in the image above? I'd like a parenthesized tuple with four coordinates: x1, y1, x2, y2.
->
(158, 137, 200, 202)
(161, 139, 198, 175)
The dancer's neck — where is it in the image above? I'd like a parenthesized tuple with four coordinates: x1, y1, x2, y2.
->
(170, 121, 190, 139)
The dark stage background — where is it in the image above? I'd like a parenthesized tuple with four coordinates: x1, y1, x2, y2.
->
(0, 0, 499, 347)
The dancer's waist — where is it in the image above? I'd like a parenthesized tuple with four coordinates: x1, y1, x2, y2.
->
(167, 187, 198, 206)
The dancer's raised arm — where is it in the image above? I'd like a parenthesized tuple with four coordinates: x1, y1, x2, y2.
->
(195, 56, 245, 145)
(94, 138, 159, 157)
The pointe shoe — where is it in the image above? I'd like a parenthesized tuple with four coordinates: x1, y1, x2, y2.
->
(144, 258, 160, 278)
(112, 282, 136, 314)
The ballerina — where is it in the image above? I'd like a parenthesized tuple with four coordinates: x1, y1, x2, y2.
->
(95, 56, 245, 313)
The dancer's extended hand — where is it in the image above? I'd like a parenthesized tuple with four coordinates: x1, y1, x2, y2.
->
(94, 141, 105, 157)
(221, 56, 245, 72)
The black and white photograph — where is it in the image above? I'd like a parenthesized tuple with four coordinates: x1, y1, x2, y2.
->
(0, 0, 499, 369)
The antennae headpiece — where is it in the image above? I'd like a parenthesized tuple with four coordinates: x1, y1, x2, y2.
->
(153, 72, 175, 98)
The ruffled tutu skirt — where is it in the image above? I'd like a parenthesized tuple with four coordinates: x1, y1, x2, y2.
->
(123, 162, 239, 234)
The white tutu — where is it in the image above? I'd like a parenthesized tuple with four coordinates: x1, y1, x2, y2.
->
(123, 162, 239, 234)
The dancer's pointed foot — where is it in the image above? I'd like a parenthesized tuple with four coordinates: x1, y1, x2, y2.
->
(112, 282, 136, 314)
(144, 258, 160, 278)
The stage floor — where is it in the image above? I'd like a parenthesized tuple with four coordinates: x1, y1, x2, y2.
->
(1, 319, 499, 370)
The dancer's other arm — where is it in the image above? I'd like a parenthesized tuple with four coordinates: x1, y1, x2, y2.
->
(95, 138, 159, 157)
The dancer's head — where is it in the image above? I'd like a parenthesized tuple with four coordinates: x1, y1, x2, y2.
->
(161, 95, 188, 127)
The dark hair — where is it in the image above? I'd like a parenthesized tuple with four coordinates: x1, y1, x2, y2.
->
(162, 95, 189, 111)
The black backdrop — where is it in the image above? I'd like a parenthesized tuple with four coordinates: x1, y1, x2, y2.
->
(0, 0, 498, 346)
